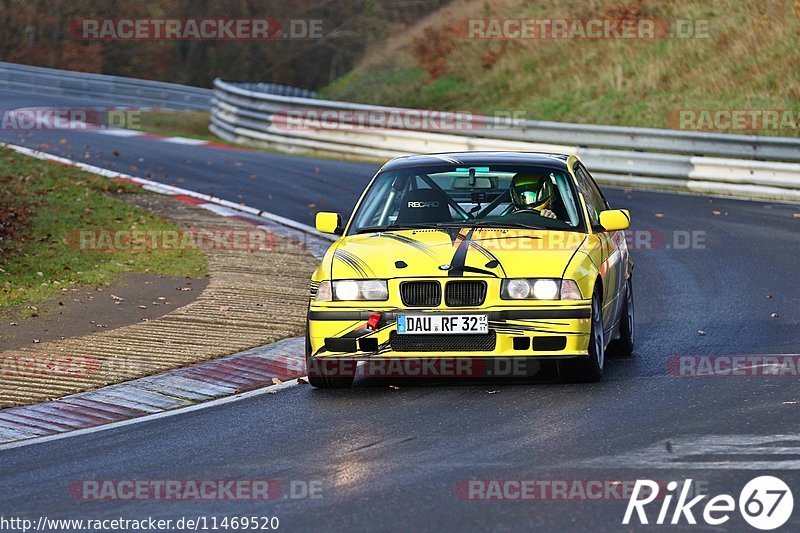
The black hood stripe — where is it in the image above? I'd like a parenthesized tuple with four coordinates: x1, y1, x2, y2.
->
(447, 228, 474, 277)
(380, 233, 441, 261)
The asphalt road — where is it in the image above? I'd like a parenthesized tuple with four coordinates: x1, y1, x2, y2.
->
(1, 89, 799, 532)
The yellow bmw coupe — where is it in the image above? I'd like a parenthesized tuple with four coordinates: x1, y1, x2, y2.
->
(307, 152, 633, 387)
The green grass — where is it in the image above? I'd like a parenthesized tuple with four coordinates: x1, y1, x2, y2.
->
(0, 148, 208, 316)
(137, 110, 215, 140)
(320, 0, 800, 135)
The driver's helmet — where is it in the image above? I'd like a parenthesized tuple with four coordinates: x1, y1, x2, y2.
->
(510, 173, 554, 211)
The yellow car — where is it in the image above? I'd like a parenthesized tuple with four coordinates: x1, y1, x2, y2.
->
(307, 152, 633, 387)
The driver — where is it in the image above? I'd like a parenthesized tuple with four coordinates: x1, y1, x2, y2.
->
(509, 173, 557, 219)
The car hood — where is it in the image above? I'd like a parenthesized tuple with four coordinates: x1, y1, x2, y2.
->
(327, 228, 586, 280)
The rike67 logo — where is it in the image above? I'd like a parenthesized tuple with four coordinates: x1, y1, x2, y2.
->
(624, 476, 794, 530)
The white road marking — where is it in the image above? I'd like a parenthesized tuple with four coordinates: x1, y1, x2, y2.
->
(95, 128, 144, 137)
(580, 434, 800, 470)
(163, 136, 208, 145)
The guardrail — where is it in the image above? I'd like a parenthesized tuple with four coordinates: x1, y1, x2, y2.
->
(211, 78, 800, 202)
(0, 62, 212, 110)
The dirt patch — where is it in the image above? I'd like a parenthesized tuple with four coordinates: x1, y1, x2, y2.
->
(0, 204, 28, 254)
(0, 273, 208, 351)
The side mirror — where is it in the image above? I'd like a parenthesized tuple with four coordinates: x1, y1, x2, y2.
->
(599, 209, 630, 232)
(316, 212, 343, 235)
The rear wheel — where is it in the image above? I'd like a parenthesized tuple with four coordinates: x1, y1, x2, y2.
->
(559, 290, 604, 383)
(608, 276, 635, 357)
(305, 330, 355, 388)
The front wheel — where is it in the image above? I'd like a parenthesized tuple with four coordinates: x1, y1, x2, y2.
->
(559, 290, 604, 383)
(608, 276, 635, 357)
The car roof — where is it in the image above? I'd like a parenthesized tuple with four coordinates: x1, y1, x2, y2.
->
(380, 151, 572, 172)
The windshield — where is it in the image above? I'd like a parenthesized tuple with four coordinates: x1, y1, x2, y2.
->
(348, 164, 584, 234)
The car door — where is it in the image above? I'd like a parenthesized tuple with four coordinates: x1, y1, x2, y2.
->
(574, 163, 626, 334)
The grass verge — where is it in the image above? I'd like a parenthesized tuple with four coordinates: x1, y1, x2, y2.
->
(320, 0, 800, 135)
(137, 110, 214, 140)
(0, 147, 208, 317)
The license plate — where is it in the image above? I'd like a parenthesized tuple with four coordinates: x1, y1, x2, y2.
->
(397, 315, 488, 335)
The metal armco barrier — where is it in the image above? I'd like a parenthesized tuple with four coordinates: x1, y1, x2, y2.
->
(2, 62, 797, 203)
(211, 78, 800, 202)
(0, 62, 212, 110)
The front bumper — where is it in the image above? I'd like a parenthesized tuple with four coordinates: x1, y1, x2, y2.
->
(307, 304, 592, 359)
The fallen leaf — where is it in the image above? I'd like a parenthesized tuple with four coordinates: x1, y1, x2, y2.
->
(712, 210, 721, 216)
(113, 150, 120, 156)
(297, 377, 308, 384)
(111, 294, 124, 301)
(271, 377, 283, 385)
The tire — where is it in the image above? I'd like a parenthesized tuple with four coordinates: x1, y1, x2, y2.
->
(305, 330, 355, 389)
(608, 276, 635, 357)
(559, 289, 604, 383)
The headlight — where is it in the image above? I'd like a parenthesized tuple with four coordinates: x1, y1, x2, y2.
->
(501, 279, 583, 300)
(532, 279, 559, 300)
(322, 280, 389, 301)
(504, 279, 532, 299)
